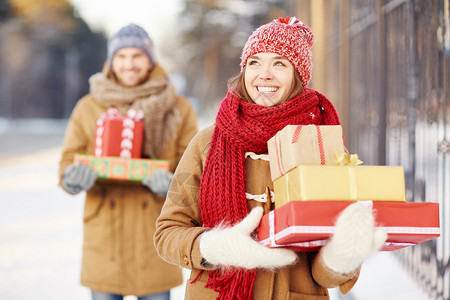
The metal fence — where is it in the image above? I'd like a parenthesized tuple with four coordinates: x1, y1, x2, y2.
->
(304, 0, 449, 299)
(390, 2, 450, 299)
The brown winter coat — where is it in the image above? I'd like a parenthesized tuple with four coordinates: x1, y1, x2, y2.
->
(154, 125, 359, 299)
(59, 66, 198, 296)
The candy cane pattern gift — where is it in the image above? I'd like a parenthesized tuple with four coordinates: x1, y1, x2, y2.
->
(95, 107, 144, 159)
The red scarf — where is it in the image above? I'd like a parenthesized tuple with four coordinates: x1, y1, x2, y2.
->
(198, 88, 340, 299)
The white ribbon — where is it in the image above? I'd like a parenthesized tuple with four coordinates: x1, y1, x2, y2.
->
(245, 152, 269, 161)
(245, 191, 275, 203)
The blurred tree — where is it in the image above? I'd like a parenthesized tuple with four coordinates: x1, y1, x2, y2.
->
(174, 0, 296, 116)
(0, 0, 106, 119)
(9, 0, 74, 31)
(0, 0, 11, 21)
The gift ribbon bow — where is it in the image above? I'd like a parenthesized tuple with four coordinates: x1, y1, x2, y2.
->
(335, 151, 363, 166)
(98, 107, 144, 122)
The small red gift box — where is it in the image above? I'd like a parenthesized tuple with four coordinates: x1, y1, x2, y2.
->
(258, 201, 440, 252)
(95, 107, 144, 158)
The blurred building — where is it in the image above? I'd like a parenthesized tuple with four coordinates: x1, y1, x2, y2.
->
(174, 0, 298, 115)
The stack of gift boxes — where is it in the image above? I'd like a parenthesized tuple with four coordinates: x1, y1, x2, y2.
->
(75, 107, 169, 182)
(258, 125, 440, 252)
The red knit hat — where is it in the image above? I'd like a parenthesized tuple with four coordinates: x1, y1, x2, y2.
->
(240, 16, 315, 87)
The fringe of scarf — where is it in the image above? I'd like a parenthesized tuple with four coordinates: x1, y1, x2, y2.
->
(198, 88, 340, 299)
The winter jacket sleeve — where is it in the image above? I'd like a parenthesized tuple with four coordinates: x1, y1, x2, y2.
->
(311, 246, 360, 293)
(58, 95, 105, 189)
(154, 126, 214, 271)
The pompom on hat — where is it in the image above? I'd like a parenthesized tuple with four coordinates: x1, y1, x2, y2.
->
(240, 17, 315, 87)
(107, 24, 155, 65)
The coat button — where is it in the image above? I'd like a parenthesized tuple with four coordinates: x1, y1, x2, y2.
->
(183, 257, 189, 265)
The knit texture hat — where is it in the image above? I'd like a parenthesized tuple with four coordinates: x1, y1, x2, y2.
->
(240, 16, 315, 87)
(107, 24, 155, 65)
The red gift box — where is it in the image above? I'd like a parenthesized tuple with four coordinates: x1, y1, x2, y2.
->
(258, 201, 440, 252)
(95, 107, 144, 158)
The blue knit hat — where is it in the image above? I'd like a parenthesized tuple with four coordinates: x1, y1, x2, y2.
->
(107, 24, 155, 65)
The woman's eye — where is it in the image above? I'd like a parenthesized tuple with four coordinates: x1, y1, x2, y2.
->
(274, 61, 286, 66)
(248, 60, 259, 66)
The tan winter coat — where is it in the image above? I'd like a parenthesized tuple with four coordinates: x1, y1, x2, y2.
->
(154, 125, 359, 300)
(59, 66, 198, 296)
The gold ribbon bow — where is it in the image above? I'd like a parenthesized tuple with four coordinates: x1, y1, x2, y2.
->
(335, 151, 363, 166)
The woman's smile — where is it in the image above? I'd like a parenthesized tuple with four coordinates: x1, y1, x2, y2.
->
(244, 52, 295, 107)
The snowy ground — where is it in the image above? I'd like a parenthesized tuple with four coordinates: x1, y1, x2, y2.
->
(0, 119, 432, 300)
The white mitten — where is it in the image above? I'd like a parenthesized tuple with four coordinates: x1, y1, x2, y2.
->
(199, 206, 297, 270)
(321, 202, 387, 274)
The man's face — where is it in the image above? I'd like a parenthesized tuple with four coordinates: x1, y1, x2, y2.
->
(111, 47, 152, 87)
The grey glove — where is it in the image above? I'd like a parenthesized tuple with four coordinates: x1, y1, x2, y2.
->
(62, 162, 98, 194)
(142, 169, 174, 196)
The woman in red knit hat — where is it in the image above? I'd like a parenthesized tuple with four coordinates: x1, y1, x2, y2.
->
(154, 17, 387, 300)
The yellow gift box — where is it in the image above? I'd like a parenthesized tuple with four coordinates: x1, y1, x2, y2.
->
(268, 125, 346, 181)
(273, 165, 406, 208)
